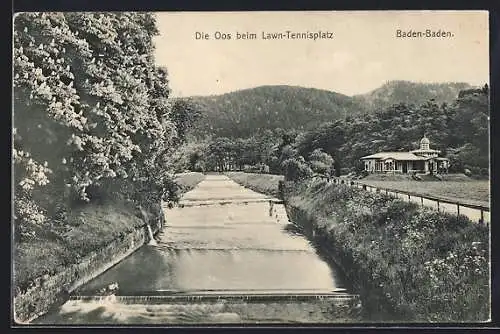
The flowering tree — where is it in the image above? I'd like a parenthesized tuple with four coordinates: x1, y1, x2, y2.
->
(308, 148, 335, 175)
(13, 12, 177, 240)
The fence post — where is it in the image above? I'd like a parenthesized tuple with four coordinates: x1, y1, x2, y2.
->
(457, 203, 460, 217)
(437, 200, 440, 212)
(160, 203, 165, 230)
(480, 209, 484, 225)
(278, 180, 284, 200)
(408, 194, 411, 203)
(421, 196, 424, 206)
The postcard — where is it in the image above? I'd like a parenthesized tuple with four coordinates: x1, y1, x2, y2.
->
(12, 10, 490, 325)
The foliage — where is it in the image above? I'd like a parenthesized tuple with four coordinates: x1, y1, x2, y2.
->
(188, 82, 474, 139)
(281, 157, 314, 182)
(307, 148, 335, 176)
(176, 79, 487, 177)
(12, 13, 183, 241)
(171, 128, 300, 174)
(286, 180, 490, 322)
(189, 85, 369, 138)
(294, 86, 489, 176)
(177, 82, 488, 180)
(168, 140, 210, 173)
(354, 80, 472, 111)
(447, 144, 488, 173)
(170, 97, 202, 145)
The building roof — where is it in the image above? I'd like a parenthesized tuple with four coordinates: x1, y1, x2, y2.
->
(360, 152, 427, 161)
(410, 149, 441, 154)
(361, 136, 448, 162)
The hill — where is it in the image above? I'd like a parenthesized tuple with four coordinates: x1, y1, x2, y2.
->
(188, 85, 369, 138)
(184, 82, 476, 139)
(354, 80, 472, 111)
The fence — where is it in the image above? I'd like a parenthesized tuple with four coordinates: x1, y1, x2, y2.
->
(318, 176, 490, 225)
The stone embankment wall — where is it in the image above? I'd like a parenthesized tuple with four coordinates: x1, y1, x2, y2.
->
(14, 222, 159, 324)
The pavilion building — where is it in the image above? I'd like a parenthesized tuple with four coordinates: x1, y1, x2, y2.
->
(360, 136, 449, 174)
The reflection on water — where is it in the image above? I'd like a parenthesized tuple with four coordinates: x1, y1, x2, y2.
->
(34, 175, 355, 324)
(74, 247, 342, 295)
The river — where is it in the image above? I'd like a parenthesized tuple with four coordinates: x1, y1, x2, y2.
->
(34, 175, 357, 324)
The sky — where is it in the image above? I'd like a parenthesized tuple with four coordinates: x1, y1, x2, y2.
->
(153, 11, 489, 97)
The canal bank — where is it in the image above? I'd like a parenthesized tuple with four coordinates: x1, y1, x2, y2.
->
(13, 173, 206, 324)
(283, 203, 400, 322)
(30, 175, 360, 324)
(13, 213, 162, 324)
(281, 178, 489, 322)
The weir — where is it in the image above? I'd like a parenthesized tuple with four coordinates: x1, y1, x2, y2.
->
(146, 224, 158, 246)
(34, 175, 360, 324)
(69, 292, 358, 303)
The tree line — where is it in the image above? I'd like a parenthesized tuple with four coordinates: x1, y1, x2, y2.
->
(177, 85, 489, 180)
(189, 85, 369, 138)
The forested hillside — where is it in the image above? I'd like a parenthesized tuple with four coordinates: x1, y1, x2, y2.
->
(175, 85, 489, 179)
(354, 80, 472, 111)
(184, 81, 473, 139)
(189, 85, 369, 138)
(296, 85, 489, 174)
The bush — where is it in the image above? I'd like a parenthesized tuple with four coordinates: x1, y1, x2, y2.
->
(469, 166, 481, 176)
(14, 240, 72, 293)
(340, 167, 351, 175)
(281, 157, 313, 181)
(285, 181, 490, 322)
(309, 160, 330, 175)
(308, 149, 334, 176)
(13, 12, 178, 242)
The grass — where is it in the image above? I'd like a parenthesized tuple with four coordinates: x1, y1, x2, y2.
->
(174, 172, 206, 194)
(359, 180, 490, 207)
(225, 172, 284, 197)
(284, 179, 490, 322)
(14, 173, 206, 294)
(14, 201, 144, 293)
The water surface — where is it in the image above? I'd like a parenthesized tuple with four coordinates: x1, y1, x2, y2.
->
(35, 175, 353, 324)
